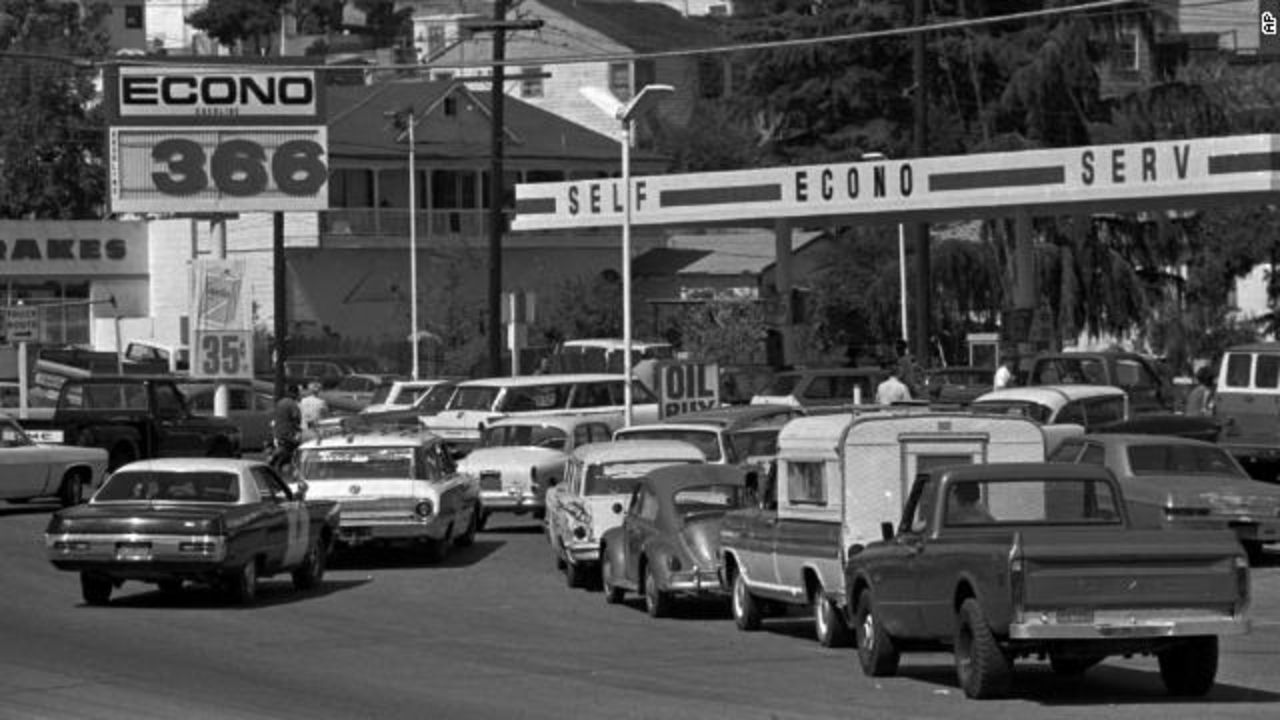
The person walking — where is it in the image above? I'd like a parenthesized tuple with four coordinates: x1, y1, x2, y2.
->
(1184, 366, 1216, 416)
(299, 380, 329, 440)
(270, 385, 302, 473)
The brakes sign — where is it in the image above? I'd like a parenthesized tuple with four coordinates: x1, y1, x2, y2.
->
(657, 361, 719, 419)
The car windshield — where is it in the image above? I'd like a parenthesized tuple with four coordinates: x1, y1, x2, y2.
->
(481, 424, 569, 450)
(970, 400, 1052, 424)
(416, 384, 454, 413)
(938, 477, 1122, 527)
(726, 428, 780, 460)
(1126, 444, 1249, 478)
(447, 386, 501, 411)
(673, 484, 744, 519)
(760, 374, 801, 396)
(297, 447, 414, 480)
(616, 429, 720, 461)
(368, 384, 394, 405)
(584, 460, 697, 495)
(496, 384, 571, 412)
(95, 470, 241, 503)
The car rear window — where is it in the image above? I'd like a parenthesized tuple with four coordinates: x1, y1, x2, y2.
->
(761, 374, 801, 396)
(298, 447, 414, 480)
(673, 484, 744, 516)
(96, 470, 240, 503)
(1126, 444, 1248, 477)
(616, 428, 721, 461)
(448, 386, 501, 411)
(584, 460, 697, 495)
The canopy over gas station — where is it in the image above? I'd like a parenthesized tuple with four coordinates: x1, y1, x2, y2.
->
(513, 134, 1280, 231)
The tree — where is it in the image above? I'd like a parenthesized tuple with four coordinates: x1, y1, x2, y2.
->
(668, 299, 768, 366)
(188, 0, 289, 55)
(0, 0, 109, 219)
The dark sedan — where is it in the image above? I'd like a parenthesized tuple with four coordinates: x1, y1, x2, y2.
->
(599, 464, 751, 617)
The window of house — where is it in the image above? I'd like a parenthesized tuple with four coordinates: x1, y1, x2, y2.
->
(785, 460, 826, 506)
(608, 63, 630, 101)
(1114, 30, 1139, 71)
(426, 24, 445, 55)
(125, 5, 144, 29)
(519, 66, 544, 98)
(431, 170, 479, 209)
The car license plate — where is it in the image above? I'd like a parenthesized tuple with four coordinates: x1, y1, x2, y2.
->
(1056, 607, 1094, 624)
(116, 542, 152, 561)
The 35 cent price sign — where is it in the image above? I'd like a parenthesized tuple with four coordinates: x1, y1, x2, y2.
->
(105, 65, 328, 213)
(194, 330, 253, 380)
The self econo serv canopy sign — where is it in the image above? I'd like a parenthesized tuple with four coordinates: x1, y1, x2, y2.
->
(512, 134, 1280, 230)
(105, 64, 329, 214)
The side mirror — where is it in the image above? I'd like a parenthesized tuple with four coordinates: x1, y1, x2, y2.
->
(880, 522, 895, 541)
(611, 502, 624, 514)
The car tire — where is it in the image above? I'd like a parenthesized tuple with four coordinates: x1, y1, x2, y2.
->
(854, 589, 900, 677)
(455, 509, 479, 548)
(58, 471, 85, 507)
(1048, 653, 1103, 677)
(602, 554, 625, 604)
(1158, 636, 1218, 697)
(955, 598, 1012, 699)
(813, 588, 852, 648)
(643, 562, 671, 619)
(227, 561, 258, 605)
(476, 510, 490, 533)
(291, 542, 326, 591)
(80, 573, 112, 606)
(732, 571, 762, 631)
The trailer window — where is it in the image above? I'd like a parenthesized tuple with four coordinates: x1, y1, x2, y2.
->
(785, 460, 826, 506)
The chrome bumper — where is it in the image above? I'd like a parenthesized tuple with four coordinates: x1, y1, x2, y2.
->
(1010, 612, 1250, 640)
(46, 532, 226, 565)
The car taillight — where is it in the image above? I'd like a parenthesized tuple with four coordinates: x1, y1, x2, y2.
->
(179, 540, 219, 555)
(1235, 555, 1251, 614)
(52, 540, 90, 553)
(416, 500, 434, 517)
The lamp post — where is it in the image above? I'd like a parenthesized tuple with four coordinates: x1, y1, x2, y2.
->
(385, 107, 421, 380)
(580, 84, 674, 427)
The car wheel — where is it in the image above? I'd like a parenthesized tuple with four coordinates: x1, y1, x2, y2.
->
(565, 559, 587, 589)
(1048, 653, 1104, 677)
(476, 510, 490, 533)
(227, 561, 258, 605)
(854, 589, 900, 677)
(157, 579, 183, 595)
(601, 554, 625, 604)
(813, 588, 852, 648)
(644, 562, 671, 619)
(954, 598, 1012, 699)
(1158, 636, 1218, 696)
(291, 542, 326, 590)
(80, 573, 112, 606)
(454, 509, 478, 548)
(58, 471, 85, 507)
(732, 571, 761, 631)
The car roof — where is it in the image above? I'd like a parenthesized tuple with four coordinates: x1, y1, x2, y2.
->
(641, 464, 749, 492)
(661, 404, 801, 428)
(571, 439, 706, 462)
(114, 458, 264, 472)
(456, 373, 625, 388)
(1223, 342, 1280, 353)
(974, 384, 1123, 406)
(1074, 433, 1218, 448)
(935, 462, 1114, 482)
(487, 414, 610, 430)
(299, 429, 443, 449)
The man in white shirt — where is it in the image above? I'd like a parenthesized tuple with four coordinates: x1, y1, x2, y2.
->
(993, 356, 1016, 390)
(299, 381, 329, 439)
(876, 367, 912, 405)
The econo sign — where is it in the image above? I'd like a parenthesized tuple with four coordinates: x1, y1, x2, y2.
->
(105, 65, 328, 214)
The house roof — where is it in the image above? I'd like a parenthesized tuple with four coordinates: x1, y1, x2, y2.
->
(633, 229, 826, 277)
(326, 79, 660, 163)
(534, 0, 723, 52)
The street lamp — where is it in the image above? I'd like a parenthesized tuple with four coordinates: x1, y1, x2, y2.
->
(861, 152, 908, 346)
(580, 83, 675, 427)
(385, 107, 421, 380)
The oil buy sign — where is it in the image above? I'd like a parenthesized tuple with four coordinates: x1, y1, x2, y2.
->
(656, 361, 719, 419)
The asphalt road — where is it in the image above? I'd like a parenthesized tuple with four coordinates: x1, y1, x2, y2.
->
(2, 504, 1279, 720)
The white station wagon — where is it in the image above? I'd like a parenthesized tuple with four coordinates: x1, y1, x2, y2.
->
(294, 430, 481, 561)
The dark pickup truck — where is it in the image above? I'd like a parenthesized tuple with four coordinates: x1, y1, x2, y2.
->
(845, 463, 1250, 699)
(23, 376, 241, 470)
(1027, 351, 1175, 414)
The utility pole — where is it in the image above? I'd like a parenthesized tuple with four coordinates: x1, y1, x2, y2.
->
(464, 6, 543, 377)
(911, 0, 931, 368)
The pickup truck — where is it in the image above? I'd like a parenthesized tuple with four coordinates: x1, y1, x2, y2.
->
(718, 410, 1065, 647)
(1026, 351, 1175, 414)
(844, 463, 1250, 699)
(23, 376, 241, 471)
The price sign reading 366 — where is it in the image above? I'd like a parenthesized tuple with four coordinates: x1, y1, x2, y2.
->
(194, 330, 253, 380)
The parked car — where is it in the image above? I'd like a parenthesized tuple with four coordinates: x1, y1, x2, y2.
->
(971, 384, 1218, 444)
(599, 464, 752, 616)
(361, 379, 458, 414)
(179, 379, 276, 452)
(750, 366, 886, 411)
(45, 457, 339, 605)
(284, 355, 384, 390)
(294, 430, 481, 561)
(613, 405, 798, 467)
(424, 374, 659, 450)
(0, 413, 108, 506)
(921, 366, 994, 406)
(1049, 433, 1280, 560)
(457, 415, 616, 529)
(845, 463, 1249, 699)
(545, 439, 707, 588)
(1214, 342, 1280, 480)
(334, 379, 460, 433)
(319, 373, 405, 412)
(1026, 350, 1175, 414)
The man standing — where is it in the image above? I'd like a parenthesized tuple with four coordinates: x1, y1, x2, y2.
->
(1184, 366, 1216, 416)
(876, 363, 912, 405)
(993, 355, 1017, 390)
(299, 380, 329, 439)
(270, 385, 302, 472)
